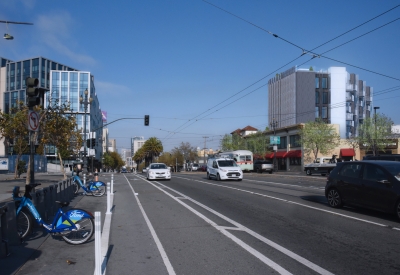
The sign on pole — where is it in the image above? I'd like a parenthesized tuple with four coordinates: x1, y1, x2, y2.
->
(270, 136, 280, 145)
(28, 110, 39, 132)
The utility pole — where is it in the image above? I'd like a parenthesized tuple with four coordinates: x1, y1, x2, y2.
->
(203, 136, 209, 165)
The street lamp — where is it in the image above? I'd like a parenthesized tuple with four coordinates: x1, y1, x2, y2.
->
(374, 106, 380, 156)
(270, 118, 278, 172)
(80, 88, 93, 173)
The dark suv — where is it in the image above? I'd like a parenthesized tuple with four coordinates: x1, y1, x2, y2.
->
(325, 161, 400, 220)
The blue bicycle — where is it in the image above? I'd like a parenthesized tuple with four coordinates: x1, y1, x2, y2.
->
(72, 174, 106, 197)
(13, 183, 94, 245)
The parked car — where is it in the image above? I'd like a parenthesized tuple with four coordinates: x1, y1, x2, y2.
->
(190, 163, 199, 171)
(253, 159, 273, 174)
(198, 165, 207, 172)
(146, 163, 171, 180)
(325, 161, 400, 220)
(142, 167, 148, 173)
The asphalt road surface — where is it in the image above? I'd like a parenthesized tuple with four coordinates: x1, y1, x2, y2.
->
(106, 172, 400, 275)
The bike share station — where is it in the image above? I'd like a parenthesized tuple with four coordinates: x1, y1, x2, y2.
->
(0, 78, 116, 275)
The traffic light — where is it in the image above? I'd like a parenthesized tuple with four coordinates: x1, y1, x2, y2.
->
(26, 77, 40, 107)
(144, 115, 149, 126)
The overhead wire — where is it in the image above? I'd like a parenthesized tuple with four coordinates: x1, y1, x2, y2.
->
(161, 2, 400, 143)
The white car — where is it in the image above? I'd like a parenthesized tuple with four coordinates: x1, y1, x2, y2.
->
(146, 163, 171, 181)
(207, 158, 243, 181)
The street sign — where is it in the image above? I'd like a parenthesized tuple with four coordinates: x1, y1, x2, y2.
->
(28, 110, 39, 131)
(270, 136, 280, 145)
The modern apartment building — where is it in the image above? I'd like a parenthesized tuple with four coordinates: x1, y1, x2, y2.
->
(0, 56, 104, 170)
(268, 66, 373, 138)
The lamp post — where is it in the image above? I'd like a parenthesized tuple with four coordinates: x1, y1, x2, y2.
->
(374, 106, 380, 156)
(270, 118, 278, 172)
(80, 88, 93, 173)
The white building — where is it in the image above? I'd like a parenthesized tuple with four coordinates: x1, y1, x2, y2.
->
(268, 66, 374, 138)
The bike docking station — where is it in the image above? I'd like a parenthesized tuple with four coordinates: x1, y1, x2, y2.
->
(94, 173, 114, 275)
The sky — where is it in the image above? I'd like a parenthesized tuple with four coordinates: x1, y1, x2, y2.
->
(1, 0, 399, 153)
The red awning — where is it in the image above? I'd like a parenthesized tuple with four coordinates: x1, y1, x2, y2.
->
(340, 148, 355, 157)
(286, 150, 302, 158)
(275, 151, 287, 158)
(265, 153, 274, 159)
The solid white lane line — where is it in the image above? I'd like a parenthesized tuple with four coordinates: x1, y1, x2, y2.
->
(124, 177, 176, 275)
(176, 176, 400, 230)
(137, 175, 333, 275)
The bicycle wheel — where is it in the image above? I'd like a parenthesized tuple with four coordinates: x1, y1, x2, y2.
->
(92, 185, 106, 197)
(16, 208, 32, 238)
(62, 216, 94, 245)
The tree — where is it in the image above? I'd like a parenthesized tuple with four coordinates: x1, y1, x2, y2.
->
(142, 137, 163, 164)
(0, 103, 30, 179)
(102, 152, 114, 171)
(299, 119, 340, 162)
(220, 133, 245, 151)
(40, 102, 82, 179)
(171, 142, 198, 164)
(357, 114, 393, 156)
(109, 151, 124, 171)
(133, 147, 146, 168)
(245, 131, 270, 159)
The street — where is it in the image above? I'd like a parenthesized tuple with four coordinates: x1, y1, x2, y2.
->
(105, 172, 400, 275)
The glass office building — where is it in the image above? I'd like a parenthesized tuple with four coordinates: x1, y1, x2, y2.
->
(48, 70, 103, 166)
(1, 57, 104, 170)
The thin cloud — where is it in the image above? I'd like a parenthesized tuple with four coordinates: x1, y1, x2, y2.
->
(36, 12, 96, 66)
(95, 81, 132, 95)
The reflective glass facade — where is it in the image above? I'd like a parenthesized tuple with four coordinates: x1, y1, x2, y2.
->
(48, 71, 103, 161)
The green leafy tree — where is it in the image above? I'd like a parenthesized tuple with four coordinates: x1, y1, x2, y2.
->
(245, 131, 270, 159)
(40, 102, 82, 179)
(109, 151, 124, 171)
(0, 103, 30, 179)
(102, 152, 114, 171)
(357, 113, 393, 156)
(220, 133, 245, 151)
(299, 119, 340, 162)
(143, 137, 163, 165)
(133, 147, 146, 169)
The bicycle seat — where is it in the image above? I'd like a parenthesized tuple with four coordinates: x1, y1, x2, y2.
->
(56, 201, 70, 207)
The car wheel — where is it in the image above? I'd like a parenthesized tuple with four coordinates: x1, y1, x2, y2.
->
(207, 172, 211, 180)
(327, 188, 343, 208)
(217, 173, 221, 181)
(306, 169, 312, 176)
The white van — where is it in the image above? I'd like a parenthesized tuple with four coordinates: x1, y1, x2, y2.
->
(207, 158, 243, 181)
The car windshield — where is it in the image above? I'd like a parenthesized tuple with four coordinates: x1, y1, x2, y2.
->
(218, 160, 237, 167)
(150, 164, 167, 169)
(381, 163, 400, 181)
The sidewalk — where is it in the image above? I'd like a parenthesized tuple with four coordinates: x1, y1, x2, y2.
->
(0, 172, 110, 275)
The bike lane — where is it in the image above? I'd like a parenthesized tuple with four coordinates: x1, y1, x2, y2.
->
(105, 173, 169, 275)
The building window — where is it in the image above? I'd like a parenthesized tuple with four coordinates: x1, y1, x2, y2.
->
(278, 136, 287, 149)
(322, 77, 328, 88)
(322, 107, 328, 118)
(315, 92, 319, 104)
(289, 135, 301, 147)
(315, 78, 319, 88)
(322, 92, 328, 104)
(315, 107, 320, 118)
